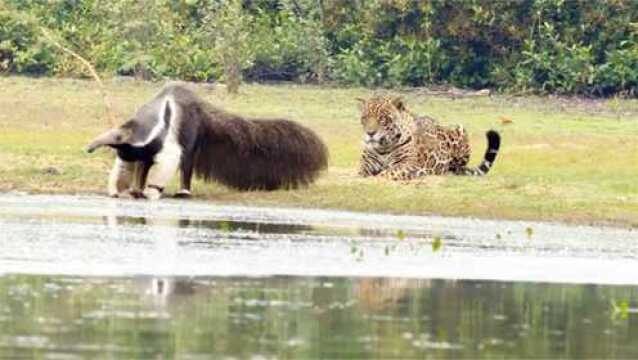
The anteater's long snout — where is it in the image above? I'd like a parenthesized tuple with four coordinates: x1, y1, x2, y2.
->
(86, 128, 125, 153)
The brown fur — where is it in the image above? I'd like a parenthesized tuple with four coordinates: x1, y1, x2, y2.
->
(167, 85, 328, 190)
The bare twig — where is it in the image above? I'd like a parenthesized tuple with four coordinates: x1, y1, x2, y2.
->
(40, 27, 116, 127)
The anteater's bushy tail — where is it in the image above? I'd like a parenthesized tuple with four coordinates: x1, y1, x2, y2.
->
(193, 110, 328, 190)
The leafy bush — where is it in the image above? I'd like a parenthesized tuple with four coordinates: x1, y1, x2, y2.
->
(2, 0, 637, 96)
(334, 39, 381, 87)
(594, 40, 638, 96)
(513, 23, 595, 94)
(246, 8, 331, 82)
(0, 10, 53, 74)
(202, 0, 254, 93)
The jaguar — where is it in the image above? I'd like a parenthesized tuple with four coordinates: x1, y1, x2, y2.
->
(357, 96, 500, 180)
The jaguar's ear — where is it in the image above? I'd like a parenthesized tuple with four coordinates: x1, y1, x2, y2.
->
(391, 96, 406, 112)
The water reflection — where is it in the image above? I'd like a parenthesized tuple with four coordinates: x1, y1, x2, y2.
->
(104, 216, 318, 235)
(100, 213, 458, 248)
(0, 275, 636, 358)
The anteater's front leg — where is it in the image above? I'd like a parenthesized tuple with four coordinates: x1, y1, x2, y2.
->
(129, 161, 152, 199)
(174, 155, 194, 198)
(143, 142, 182, 200)
(108, 157, 136, 197)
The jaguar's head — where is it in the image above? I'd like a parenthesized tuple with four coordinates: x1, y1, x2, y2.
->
(357, 96, 407, 151)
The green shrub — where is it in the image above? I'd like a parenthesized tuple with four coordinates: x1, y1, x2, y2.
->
(334, 39, 381, 87)
(201, 0, 253, 93)
(385, 37, 445, 87)
(246, 8, 331, 82)
(0, 10, 53, 74)
(594, 40, 638, 96)
(513, 23, 595, 94)
(2, 0, 637, 96)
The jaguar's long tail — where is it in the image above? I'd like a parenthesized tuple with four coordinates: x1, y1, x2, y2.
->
(461, 130, 501, 176)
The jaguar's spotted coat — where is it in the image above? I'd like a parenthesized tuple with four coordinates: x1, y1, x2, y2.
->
(358, 96, 500, 180)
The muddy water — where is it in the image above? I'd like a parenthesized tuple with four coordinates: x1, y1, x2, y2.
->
(0, 193, 637, 358)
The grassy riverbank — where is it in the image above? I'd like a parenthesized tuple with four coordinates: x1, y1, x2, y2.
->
(0, 76, 636, 226)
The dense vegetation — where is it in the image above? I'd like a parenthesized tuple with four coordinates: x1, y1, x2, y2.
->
(1, 0, 637, 95)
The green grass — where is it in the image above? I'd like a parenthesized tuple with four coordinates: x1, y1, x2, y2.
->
(0, 76, 637, 226)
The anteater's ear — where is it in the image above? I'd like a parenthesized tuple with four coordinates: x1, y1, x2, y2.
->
(391, 96, 406, 112)
(162, 98, 173, 126)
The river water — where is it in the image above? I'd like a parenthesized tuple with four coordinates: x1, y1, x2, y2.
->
(0, 193, 637, 358)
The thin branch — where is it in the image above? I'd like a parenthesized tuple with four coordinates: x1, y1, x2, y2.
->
(40, 27, 116, 127)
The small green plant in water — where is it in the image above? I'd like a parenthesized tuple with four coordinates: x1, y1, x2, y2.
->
(611, 299, 631, 320)
(432, 236, 442, 252)
(525, 227, 534, 239)
(397, 230, 406, 241)
(218, 221, 232, 233)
